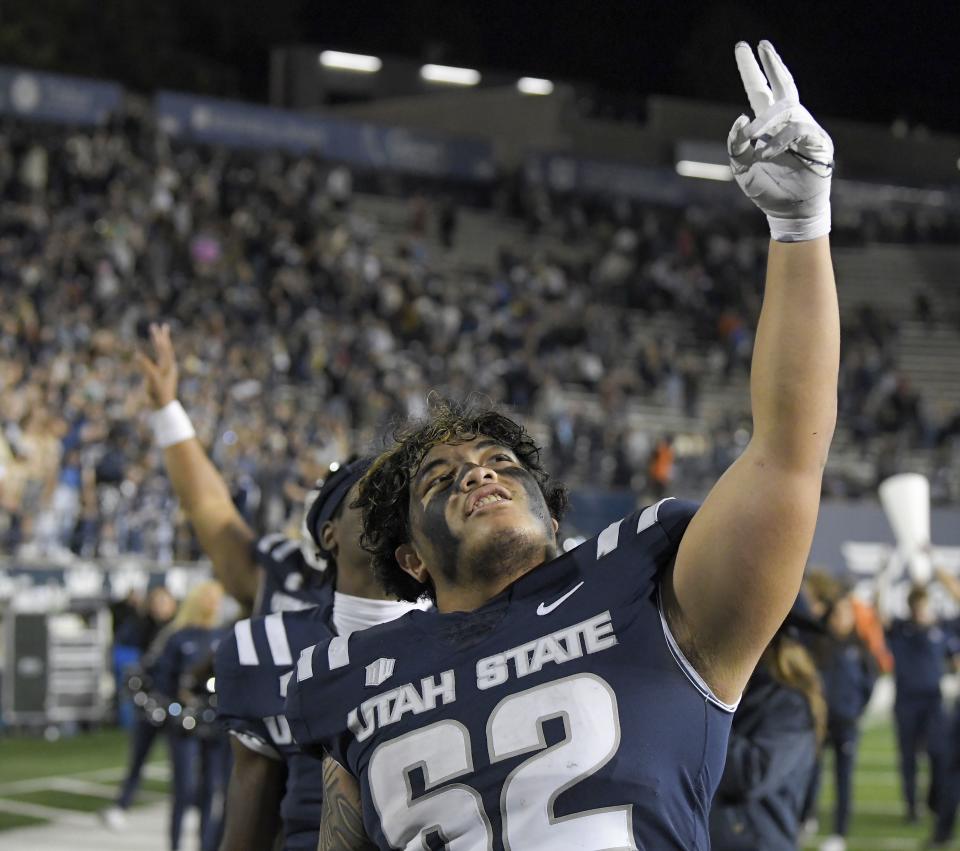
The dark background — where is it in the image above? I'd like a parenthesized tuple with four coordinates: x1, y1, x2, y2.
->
(1, 0, 959, 132)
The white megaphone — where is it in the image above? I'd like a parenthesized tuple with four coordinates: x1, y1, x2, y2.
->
(879, 473, 931, 584)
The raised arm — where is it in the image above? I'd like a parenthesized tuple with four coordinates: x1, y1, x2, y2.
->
(318, 757, 377, 851)
(935, 565, 960, 605)
(137, 323, 259, 608)
(663, 42, 839, 704)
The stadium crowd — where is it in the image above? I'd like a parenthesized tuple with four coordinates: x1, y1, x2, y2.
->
(1, 115, 959, 564)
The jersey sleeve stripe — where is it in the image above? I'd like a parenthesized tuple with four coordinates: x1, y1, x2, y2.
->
(327, 635, 350, 670)
(257, 533, 288, 553)
(297, 646, 314, 682)
(272, 538, 302, 561)
(637, 497, 676, 535)
(596, 519, 623, 559)
(234, 619, 259, 666)
(656, 584, 741, 714)
(264, 613, 293, 666)
(229, 730, 282, 761)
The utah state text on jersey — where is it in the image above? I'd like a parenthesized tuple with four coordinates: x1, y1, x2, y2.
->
(287, 498, 736, 851)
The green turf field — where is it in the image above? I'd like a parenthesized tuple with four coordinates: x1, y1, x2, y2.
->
(0, 720, 947, 847)
(0, 728, 168, 832)
(804, 722, 936, 849)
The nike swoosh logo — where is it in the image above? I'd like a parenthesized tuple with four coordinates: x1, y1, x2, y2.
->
(537, 581, 585, 616)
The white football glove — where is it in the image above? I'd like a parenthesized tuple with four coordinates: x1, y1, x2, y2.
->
(728, 41, 833, 242)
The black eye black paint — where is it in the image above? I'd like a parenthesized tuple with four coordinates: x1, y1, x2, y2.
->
(501, 465, 552, 532)
(416, 459, 557, 588)
(420, 477, 461, 584)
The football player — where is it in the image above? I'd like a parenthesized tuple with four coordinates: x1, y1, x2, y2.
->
(286, 40, 840, 851)
(139, 326, 427, 847)
(215, 457, 429, 851)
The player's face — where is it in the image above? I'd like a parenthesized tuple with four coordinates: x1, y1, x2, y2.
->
(406, 436, 558, 592)
(331, 482, 368, 571)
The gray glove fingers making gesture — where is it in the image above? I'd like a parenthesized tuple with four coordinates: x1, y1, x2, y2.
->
(728, 40, 833, 242)
(735, 42, 775, 117)
(755, 41, 798, 105)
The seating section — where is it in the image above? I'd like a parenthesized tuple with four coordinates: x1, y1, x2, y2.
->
(1, 116, 958, 565)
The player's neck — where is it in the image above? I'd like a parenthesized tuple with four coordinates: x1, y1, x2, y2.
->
(433, 556, 545, 614)
(336, 561, 395, 601)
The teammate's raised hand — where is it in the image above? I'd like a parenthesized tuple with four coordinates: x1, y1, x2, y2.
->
(728, 41, 833, 242)
(136, 322, 179, 409)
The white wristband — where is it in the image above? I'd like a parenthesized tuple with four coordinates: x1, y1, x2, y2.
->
(150, 400, 196, 449)
(767, 211, 831, 243)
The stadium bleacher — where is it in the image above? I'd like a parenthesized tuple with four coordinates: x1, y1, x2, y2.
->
(1, 113, 959, 572)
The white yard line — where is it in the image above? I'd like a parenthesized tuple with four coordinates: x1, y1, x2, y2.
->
(805, 840, 927, 851)
(0, 798, 99, 828)
(45, 777, 163, 800)
(0, 777, 116, 797)
(142, 764, 171, 780)
(0, 762, 169, 795)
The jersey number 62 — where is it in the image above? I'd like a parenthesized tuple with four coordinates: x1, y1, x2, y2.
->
(367, 672, 635, 850)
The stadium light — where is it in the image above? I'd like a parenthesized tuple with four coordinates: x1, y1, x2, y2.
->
(517, 77, 554, 96)
(420, 64, 481, 86)
(319, 50, 383, 73)
(675, 160, 734, 182)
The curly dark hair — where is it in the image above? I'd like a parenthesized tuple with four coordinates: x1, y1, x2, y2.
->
(354, 397, 569, 602)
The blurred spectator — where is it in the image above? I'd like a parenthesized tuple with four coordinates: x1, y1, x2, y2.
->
(326, 165, 352, 211)
(883, 584, 957, 823)
(437, 195, 458, 248)
(710, 609, 826, 851)
(153, 580, 227, 851)
(927, 566, 960, 847)
(112, 586, 177, 728)
(0, 115, 957, 566)
(648, 435, 675, 499)
(852, 596, 894, 675)
(103, 581, 226, 851)
(809, 592, 879, 850)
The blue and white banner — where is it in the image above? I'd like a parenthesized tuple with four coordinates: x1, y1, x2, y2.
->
(155, 91, 496, 182)
(0, 67, 122, 125)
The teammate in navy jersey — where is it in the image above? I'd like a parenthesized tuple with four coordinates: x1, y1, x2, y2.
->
(137, 324, 334, 615)
(216, 458, 430, 851)
(138, 328, 426, 847)
(253, 523, 332, 617)
(286, 40, 841, 850)
(216, 603, 334, 851)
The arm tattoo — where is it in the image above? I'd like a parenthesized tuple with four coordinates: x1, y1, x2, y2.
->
(318, 757, 377, 851)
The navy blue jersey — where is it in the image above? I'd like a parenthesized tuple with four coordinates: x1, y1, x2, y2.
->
(287, 498, 734, 851)
(216, 602, 336, 851)
(255, 533, 333, 617)
(886, 618, 960, 699)
(818, 636, 877, 722)
(151, 625, 224, 699)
